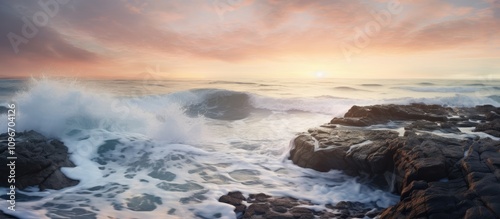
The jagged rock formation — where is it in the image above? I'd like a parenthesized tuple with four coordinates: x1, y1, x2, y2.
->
(289, 104, 500, 218)
(0, 130, 79, 190)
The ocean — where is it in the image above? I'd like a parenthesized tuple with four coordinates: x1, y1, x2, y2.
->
(0, 77, 499, 218)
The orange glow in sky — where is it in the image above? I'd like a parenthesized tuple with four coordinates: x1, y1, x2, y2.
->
(0, 0, 498, 79)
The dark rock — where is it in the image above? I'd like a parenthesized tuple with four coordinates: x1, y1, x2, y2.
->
(330, 117, 372, 127)
(381, 138, 500, 218)
(219, 191, 247, 215)
(457, 121, 479, 127)
(244, 203, 270, 217)
(218, 192, 379, 219)
(248, 193, 272, 202)
(0, 106, 7, 114)
(464, 206, 496, 219)
(289, 104, 500, 219)
(0, 211, 18, 219)
(0, 130, 78, 190)
(486, 112, 500, 121)
(391, 132, 465, 193)
(290, 128, 399, 175)
(475, 105, 500, 115)
(331, 104, 450, 127)
(474, 119, 500, 137)
(405, 120, 461, 133)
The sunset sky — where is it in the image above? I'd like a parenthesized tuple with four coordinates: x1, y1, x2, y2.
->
(0, 0, 499, 79)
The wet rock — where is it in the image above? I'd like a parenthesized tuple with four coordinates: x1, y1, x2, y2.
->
(289, 128, 399, 175)
(219, 191, 247, 215)
(0, 130, 79, 190)
(405, 120, 461, 133)
(391, 132, 464, 193)
(331, 104, 450, 126)
(381, 138, 500, 218)
(218, 192, 381, 219)
(474, 119, 500, 137)
(0, 212, 18, 219)
(0, 106, 7, 114)
(289, 104, 500, 219)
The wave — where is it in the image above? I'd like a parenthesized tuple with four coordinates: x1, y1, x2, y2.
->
(184, 89, 252, 120)
(360, 84, 383, 87)
(4, 79, 499, 141)
(395, 94, 500, 107)
(395, 86, 481, 93)
(417, 82, 435, 86)
(488, 95, 500, 103)
(333, 86, 367, 91)
(208, 80, 258, 85)
(2, 78, 203, 143)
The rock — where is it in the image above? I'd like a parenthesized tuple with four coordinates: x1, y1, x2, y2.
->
(475, 105, 500, 115)
(405, 120, 461, 133)
(289, 104, 500, 219)
(380, 138, 500, 218)
(331, 104, 450, 126)
(486, 112, 500, 121)
(0, 106, 7, 114)
(391, 132, 465, 193)
(474, 119, 500, 137)
(289, 128, 399, 175)
(329, 117, 373, 127)
(218, 192, 381, 219)
(0, 130, 78, 190)
(219, 191, 247, 215)
(0, 212, 18, 219)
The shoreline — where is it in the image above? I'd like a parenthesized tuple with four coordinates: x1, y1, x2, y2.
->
(2, 103, 499, 218)
(222, 103, 500, 218)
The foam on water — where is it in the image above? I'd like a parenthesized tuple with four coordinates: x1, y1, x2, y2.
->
(1, 78, 499, 218)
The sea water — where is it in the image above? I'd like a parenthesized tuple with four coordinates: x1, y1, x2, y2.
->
(0, 77, 499, 218)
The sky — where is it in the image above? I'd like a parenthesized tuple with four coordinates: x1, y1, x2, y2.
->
(0, 0, 499, 80)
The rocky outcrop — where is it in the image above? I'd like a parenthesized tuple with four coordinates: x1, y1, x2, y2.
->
(290, 104, 500, 218)
(0, 130, 78, 190)
(218, 191, 384, 219)
(474, 119, 500, 137)
(289, 127, 399, 175)
(330, 104, 451, 126)
(381, 138, 500, 218)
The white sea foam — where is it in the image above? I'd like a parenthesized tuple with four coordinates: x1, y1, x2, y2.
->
(1, 78, 498, 218)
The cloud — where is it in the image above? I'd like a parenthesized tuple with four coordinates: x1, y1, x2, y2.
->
(0, 0, 497, 78)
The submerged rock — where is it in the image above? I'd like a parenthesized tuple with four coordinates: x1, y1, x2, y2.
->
(0, 130, 78, 190)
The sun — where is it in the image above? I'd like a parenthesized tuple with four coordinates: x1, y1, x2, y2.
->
(315, 71, 325, 78)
